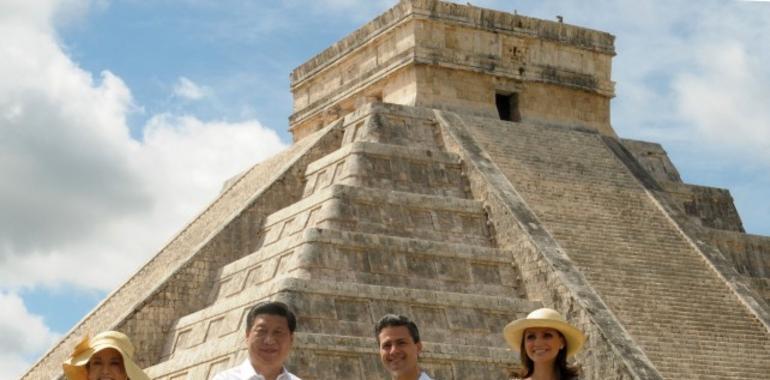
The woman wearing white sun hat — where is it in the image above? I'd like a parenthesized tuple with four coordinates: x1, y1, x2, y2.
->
(62, 330, 150, 380)
(503, 308, 586, 380)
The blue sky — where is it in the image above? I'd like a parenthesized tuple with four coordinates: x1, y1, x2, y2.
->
(1, 0, 769, 378)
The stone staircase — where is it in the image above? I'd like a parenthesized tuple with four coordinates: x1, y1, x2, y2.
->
(144, 105, 539, 380)
(455, 114, 770, 380)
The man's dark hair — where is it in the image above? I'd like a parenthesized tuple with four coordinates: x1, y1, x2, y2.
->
(245, 301, 297, 334)
(374, 314, 420, 344)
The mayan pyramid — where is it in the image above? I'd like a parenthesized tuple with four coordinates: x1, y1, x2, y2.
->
(25, 1, 770, 379)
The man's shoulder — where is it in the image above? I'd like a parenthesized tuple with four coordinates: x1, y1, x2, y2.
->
(211, 361, 250, 380)
(283, 370, 302, 380)
(210, 362, 300, 380)
(419, 372, 434, 380)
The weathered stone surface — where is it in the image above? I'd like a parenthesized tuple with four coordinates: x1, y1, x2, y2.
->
(621, 138, 745, 232)
(290, 0, 615, 140)
(620, 139, 682, 183)
(303, 141, 469, 198)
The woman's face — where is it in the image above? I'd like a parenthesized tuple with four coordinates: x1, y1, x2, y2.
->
(87, 348, 128, 380)
(524, 327, 565, 365)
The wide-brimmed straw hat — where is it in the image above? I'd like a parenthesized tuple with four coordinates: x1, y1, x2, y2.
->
(503, 308, 586, 357)
(62, 331, 150, 380)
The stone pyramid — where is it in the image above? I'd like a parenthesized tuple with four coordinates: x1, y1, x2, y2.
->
(25, 1, 770, 379)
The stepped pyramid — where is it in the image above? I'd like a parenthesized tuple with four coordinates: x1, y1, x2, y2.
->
(25, 1, 770, 379)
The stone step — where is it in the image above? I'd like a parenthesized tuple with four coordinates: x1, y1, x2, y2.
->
(600, 302, 757, 322)
(315, 185, 492, 245)
(253, 184, 491, 258)
(293, 228, 522, 296)
(656, 358, 770, 370)
(583, 260, 728, 276)
(551, 225, 689, 242)
(586, 278, 756, 303)
(147, 332, 517, 380)
(211, 228, 521, 304)
(208, 228, 522, 307)
(162, 277, 538, 361)
(285, 278, 537, 347)
(649, 357, 770, 379)
(621, 316, 762, 335)
(633, 327, 770, 345)
(656, 360, 770, 380)
(586, 271, 745, 290)
(553, 233, 694, 251)
(302, 141, 469, 199)
(599, 296, 755, 314)
(637, 341, 770, 360)
(206, 232, 308, 303)
(340, 103, 443, 149)
(581, 263, 719, 278)
(654, 367, 767, 380)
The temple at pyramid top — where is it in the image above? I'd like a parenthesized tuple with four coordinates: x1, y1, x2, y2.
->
(288, 0, 616, 140)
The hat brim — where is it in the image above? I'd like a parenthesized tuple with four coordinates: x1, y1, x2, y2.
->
(503, 318, 586, 357)
(62, 344, 150, 380)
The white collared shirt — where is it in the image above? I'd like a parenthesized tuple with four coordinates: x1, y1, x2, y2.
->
(212, 359, 301, 380)
(418, 371, 433, 380)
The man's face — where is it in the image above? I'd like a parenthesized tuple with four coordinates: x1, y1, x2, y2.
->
(378, 325, 422, 378)
(246, 314, 294, 373)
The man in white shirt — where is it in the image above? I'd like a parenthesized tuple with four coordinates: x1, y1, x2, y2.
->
(212, 301, 301, 380)
(375, 314, 434, 380)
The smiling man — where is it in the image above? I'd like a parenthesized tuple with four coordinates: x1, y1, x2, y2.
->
(375, 314, 433, 380)
(213, 301, 301, 380)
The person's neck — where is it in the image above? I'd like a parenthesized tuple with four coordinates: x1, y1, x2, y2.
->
(393, 366, 422, 380)
(251, 362, 283, 380)
(529, 361, 558, 380)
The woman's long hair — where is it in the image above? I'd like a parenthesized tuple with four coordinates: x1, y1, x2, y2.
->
(511, 330, 580, 379)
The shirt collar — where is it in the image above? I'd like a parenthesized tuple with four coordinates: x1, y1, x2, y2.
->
(239, 359, 293, 380)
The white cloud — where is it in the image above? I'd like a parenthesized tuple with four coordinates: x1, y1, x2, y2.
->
(669, 3, 770, 166)
(0, 291, 59, 380)
(173, 76, 207, 100)
(0, 113, 286, 291)
(0, 0, 57, 31)
(0, 0, 288, 292)
(674, 41, 770, 160)
(0, 353, 31, 380)
(0, 1, 145, 262)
